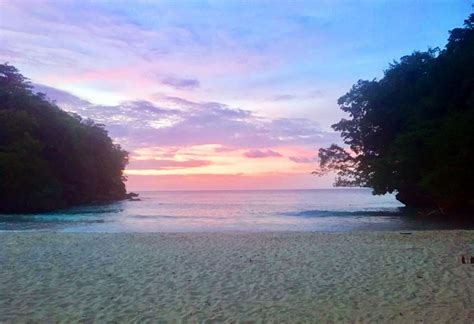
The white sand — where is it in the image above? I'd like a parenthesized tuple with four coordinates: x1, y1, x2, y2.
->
(1, 231, 473, 322)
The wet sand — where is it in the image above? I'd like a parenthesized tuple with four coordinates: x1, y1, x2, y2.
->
(1, 231, 473, 322)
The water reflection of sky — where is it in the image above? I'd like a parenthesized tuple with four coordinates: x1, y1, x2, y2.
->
(1, 190, 472, 232)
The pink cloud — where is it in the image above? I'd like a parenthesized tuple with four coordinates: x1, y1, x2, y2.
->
(244, 149, 282, 158)
(213, 146, 240, 153)
(128, 159, 212, 170)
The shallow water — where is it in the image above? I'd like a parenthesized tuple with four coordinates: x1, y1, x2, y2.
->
(0, 189, 472, 232)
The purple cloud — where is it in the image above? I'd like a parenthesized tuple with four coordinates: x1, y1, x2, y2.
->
(289, 156, 317, 163)
(214, 146, 240, 153)
(161, 77, 200, 90)
(268, 90, 326, 102)
(33, 84, 340, 151)
(34, 84, 91, 107)
(244, 149, 282, 158)
(270, 94, 297, 101)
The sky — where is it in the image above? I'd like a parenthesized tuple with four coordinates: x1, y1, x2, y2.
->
(0, 0, 471, 190)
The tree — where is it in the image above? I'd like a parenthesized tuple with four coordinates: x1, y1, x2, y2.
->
(315, 14, 474, 213)
(0, 64, 129, 213)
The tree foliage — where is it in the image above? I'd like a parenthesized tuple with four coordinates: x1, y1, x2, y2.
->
(316, 14, 474, 212)
(0, 64, 129, 213)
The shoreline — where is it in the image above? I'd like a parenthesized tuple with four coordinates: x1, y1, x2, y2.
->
(2, 230, 473, 322)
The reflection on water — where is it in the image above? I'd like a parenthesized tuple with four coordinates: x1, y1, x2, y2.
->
(1, 189, 472, 232)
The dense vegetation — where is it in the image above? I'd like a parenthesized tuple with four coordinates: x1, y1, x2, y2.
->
(316, 14, 474, 213)
(0, 64, 129, 213)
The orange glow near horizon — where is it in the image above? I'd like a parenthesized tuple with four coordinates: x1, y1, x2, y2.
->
(125, 172, 335, 191)
(124, 144, 329, 190)
(126, 145, 313, 175)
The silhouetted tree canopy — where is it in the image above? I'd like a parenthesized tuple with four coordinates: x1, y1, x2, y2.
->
(316, 14, 474, 213)
(0, 64, 129, 213)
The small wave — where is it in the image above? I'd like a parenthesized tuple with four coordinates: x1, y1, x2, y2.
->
(0, 205, 123, 222)
(286, 209, 403, 218)
(52, 206, 123, 215)
(0, 214, 107, 223)
(129, 215, 228, 220)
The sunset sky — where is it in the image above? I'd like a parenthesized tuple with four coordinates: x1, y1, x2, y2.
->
(1, 1, 470, 190)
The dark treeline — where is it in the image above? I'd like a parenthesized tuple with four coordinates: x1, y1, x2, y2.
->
(0, 64, 129, 213)
(317, 14, 474, 214)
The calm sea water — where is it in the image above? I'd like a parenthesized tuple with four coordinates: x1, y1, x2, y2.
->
(1, 189, 472, 232)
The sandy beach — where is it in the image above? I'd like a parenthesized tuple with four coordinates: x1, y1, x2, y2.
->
(1, 230, 473, 322)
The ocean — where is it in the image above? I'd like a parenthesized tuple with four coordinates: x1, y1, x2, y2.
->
(1, 189, 472, 232)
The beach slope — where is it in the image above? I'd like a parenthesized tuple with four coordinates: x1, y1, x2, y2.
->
(1, 231, 473, 322)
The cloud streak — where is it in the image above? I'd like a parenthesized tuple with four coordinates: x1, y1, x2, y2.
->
(128, 159, 212, 170)
(289, 156, 317, 163)
(244, 149, 282, 158)
(161, 77, 200, 90)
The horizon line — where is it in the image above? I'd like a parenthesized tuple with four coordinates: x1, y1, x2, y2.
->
(129, 187, 372, 193)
